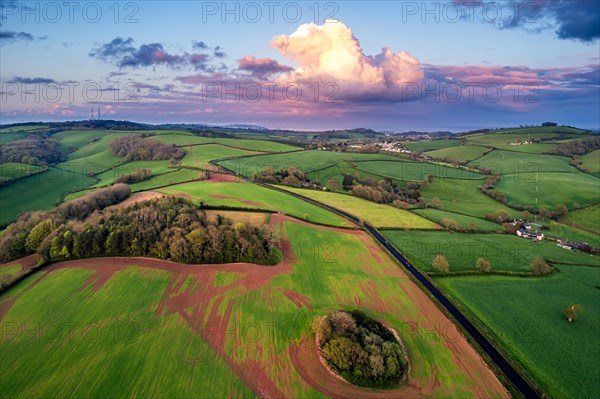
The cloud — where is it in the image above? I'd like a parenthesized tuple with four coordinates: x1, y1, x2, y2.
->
(271, 21, 424, 100)
(6, 76, 56, 84)
(89, 37, 186, 68)
(90, 37, 224, 70)
(213, 46, 226, 58)
(238, 55, 293, 77)
(453, 0, 600, 42)
(192, 40, 208, 50)
(0, 31, 36, 46)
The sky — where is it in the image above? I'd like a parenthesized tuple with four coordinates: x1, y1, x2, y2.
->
(1, 0, 599, 131)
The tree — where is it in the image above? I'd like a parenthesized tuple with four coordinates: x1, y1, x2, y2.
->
(522, 210, 532, 221)
(530, 257, 552, 276)
(564, 304, 583, 322)
(427, 197, 442, 209)
(432, 254, 449, 273)
(539, 208, 552, 220)
(282, 175, 301, 187)
(303, 213, 310, 221)
(475, 257, 492, 273)
(25, 219, 54, 252)
(556, 204, 568, 217)
(326, 179, 341, 191)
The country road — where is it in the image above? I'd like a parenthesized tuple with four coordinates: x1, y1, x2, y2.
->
(212, 158, 542, 399)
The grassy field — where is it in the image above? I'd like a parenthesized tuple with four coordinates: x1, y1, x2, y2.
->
(354, 160, 483, 181)
(400, 139, 463, 152)
(495, 171, 599, 210)
(91, 160, 174, 187)
(436, 271, 600, 399)
(0, 132, 30, 144)
(0, 125, 47, 133)
(220, 150, 400, 177)
(424, 145, 490, 163)
(579, 149, 600, 175)
(182, 144, 262, 167)
(412, 208, 502, 231)
(0, 219, 508, 398)
(560, 205, 600, 234)
(0, 263, 22, 283)
(419, 178, 520, 219)
(282, 187, 440, 229)
(383, 230, 599, 273)
(128, 169, 204, 192)
(53, 130, 114, 153)
(159, 181, 352, 227)
(0, 163, 45, 184)
(151, 133, 299, 152)
(0, 167, 96, 226)
(470, 150, 575, 174)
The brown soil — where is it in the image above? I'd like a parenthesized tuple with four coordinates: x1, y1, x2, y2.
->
(110, 191, 164, 209)
(207, 173, 243, 183)
(1, 215, 509, 399)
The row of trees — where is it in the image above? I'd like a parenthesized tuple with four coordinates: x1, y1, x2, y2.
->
(431, 254, 552, 276)
(0, 190, 277, 265)
(109, 136, 185, 162)
(0, 133, 63, 166)
(343, 174, 424, 206)
(318, 310, 408, 388)
(115, 168, 152, 184)
(253, 166, 309, 187)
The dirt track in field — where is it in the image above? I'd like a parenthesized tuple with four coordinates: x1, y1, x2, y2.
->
(1, 214, 509, 398)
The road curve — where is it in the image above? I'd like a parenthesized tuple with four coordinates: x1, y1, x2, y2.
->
(212, 158, 542, 398)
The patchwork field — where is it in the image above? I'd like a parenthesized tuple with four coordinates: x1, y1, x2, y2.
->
(0, 216, 509, 398)
(418, 178, 520, 219)
(159, 181, 353, 227)
(0, 163, 45, 184)
(470, 150, 575, 174)
(401, 139, 463, 152)
(424, 145, 490, 163)
(436, 271, 600, 399)
(495, 171, 599, 210)
(182, 144, 262, 167)
(151, 133, 299, 152)
(281, 187, 440, 229)
(354, 160, 483, 181)
(560, 204, 600, 234)
(412, 208, 502, 232)
(382, 230, 599, 273)
(0, 167, 95, 226)
(579, 149, 600, 175)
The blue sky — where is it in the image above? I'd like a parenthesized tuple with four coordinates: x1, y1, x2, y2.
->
(1, 0, 599, 131)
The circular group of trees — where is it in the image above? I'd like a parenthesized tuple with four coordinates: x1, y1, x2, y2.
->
(317, 310, 408, 388)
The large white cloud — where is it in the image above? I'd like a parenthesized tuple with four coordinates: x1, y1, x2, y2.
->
(272, 22, 424, 99)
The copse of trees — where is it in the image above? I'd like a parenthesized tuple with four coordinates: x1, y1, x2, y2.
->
(115, 168, 152, 184)
(254, 166, 309, 187)
(344, 174, 423, 205)
(0, 133, 63, 166)
(549, 136, 600, 156)
(318, 310, 408, 388)
(109, 136, 185, 162)
(0, 194, 277, 266)
(59, 183, 131, 220)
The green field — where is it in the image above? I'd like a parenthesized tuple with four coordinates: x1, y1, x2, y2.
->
(129, 169, 204, 192)
(282, 187, 440, 229)
(220, 150, 400, 177)
(0, 163, 45, 184)
(0, 219, 507, 398)
(419, 178, 519, 219)
(495, 171, 599, 210)
(401, 139, 463, 152)
(580, 150, 600, 175)
(436, 271, 600, 399)
(0, 167, 96, 226)
(0, 263, 22, 283)
(53, 130, 115, 153)
(354, 160, 483, 181)
(0, 125, 47, 133)
(560, 205, 600, 235)
(151, 133, 299, 152)
(182, 144, 262, 166)
(470, 150, 575, 173)
(412, 208, 502, 231)
(0, 132, 30, 144)
(383, 230, 599, 273)
(160, 182, 352, 227)
(91, 160, 174, 188)
(424, 145, 490, 163)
